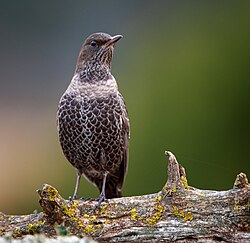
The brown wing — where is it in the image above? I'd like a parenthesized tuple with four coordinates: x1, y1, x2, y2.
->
(105, 103, 129, 198)
(116, 94, 130, 192)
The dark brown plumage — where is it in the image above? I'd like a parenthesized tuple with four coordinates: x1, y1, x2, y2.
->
(57, 33, 130, 202)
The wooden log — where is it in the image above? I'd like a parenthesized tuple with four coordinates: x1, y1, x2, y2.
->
(0, 151, 249, 242)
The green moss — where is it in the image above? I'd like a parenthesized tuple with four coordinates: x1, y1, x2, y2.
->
(56, 225, 70, 236)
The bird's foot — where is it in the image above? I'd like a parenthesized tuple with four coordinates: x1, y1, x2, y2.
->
(69, 195, 77, 201)
(94, 192, 107, 210)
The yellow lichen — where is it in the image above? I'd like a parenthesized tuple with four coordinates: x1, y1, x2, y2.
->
(105, 220, 110, 224)
(184, 212, 193, 221)
(26, 221, 45, 233)
(105, 212, 111, 217)
(90, 215, 97, 221)
(181, 176, 189, 189)
(14, 227, 21, 232)
(62, 204, 75, 217)
(77, 220, 83, 228)
(154, 205, 163, 213)
(173, 206, 184, 217)
(27, 224, 34, 233)
(47, 187, 58, 201)
(145, 204, 164, 225)
(173, 206, 193, 221)
(234, 200, 240, 211)
(146, 218, 156, 225)
(154, 195, 162, 202)
(145, 213, 161, 225)
(83, 214, 89, 218)
(100, 204, 108, 214)
(71, 200, 79, 208)
(13, 227, 22, 237)
(130, 208, 138, 221)
(83, 224, 95, 234)
(165, 186, 177, 195)
(8, 216, 14, 221)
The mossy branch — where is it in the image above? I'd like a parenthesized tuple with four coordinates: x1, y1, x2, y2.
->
(0, 151, 249, 242)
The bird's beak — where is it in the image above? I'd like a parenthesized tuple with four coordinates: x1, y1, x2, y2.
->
(104, 35, 123, 48)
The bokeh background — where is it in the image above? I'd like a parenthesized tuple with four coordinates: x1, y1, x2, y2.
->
(0, 1, 249, 214)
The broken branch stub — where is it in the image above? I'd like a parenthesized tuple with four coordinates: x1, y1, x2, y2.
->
(163, 151, 188, 195)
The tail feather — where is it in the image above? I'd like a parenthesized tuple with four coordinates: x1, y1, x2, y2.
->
(105, 183, 122, 199)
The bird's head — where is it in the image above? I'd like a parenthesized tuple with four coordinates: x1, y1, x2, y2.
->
(76, 32, 123, 72)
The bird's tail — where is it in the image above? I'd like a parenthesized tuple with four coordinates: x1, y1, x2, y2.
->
(105, 183, 122, 199)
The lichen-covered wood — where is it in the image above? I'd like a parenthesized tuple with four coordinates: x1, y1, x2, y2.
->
(0, 151, 249, 242)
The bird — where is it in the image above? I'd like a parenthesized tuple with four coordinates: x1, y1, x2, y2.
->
(57, 32, 130, 203)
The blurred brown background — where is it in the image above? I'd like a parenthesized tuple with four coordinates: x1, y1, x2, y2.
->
(0, 1, 249, 214)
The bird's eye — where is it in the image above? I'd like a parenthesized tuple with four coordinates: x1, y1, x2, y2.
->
(90, 40, 97, 47)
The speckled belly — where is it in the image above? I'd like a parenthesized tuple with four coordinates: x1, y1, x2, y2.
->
(57, 92, 125, 180)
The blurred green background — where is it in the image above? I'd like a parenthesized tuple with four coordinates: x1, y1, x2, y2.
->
(0, 1, 249, 214)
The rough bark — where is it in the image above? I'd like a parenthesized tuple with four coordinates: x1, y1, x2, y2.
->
(0, 151, 249, 242)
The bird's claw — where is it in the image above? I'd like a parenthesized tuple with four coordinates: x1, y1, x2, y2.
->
(69, 195, 77, 201)
(94, 192, 107, 210)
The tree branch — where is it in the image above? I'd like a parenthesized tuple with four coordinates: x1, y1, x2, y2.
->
(0, 151, 249, 242)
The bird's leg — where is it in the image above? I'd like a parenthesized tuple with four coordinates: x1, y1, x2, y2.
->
(96, 171, 109, 207)
(69, 172, 81, 200)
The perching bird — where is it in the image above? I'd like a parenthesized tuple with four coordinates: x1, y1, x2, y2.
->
(57, 33, 130, 203)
